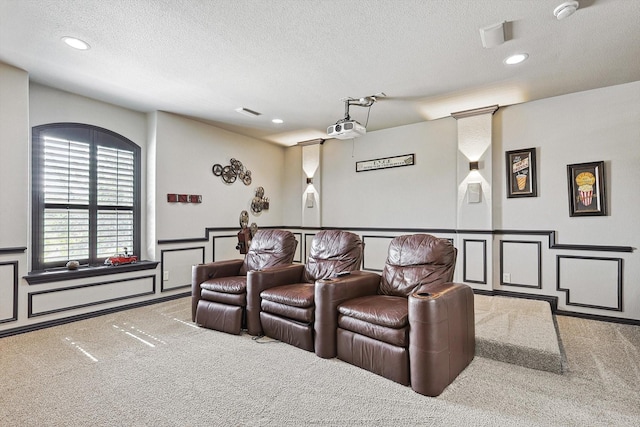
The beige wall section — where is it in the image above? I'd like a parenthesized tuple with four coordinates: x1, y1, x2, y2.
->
(494, 81, 640, 243)
(0, 63, 29, 248)
(282, 145, 302, 226)
(320, 119, 458, 228)
(493, 80, 640, 319)
(152, 111, 286, 240)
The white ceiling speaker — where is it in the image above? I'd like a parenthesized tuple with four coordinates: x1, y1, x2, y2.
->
(554, 1, 579, 20)
(480, 21, 505, 48)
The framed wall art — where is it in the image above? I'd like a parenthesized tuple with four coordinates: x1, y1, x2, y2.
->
(505, 147, 537, 198)
(567, 161, 607, 217)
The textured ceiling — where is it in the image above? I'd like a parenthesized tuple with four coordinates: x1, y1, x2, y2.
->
(1, 0, 639, 146)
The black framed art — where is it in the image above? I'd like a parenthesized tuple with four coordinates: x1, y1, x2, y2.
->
(567, 161, 607, 217)
(506, 147, 537, 198)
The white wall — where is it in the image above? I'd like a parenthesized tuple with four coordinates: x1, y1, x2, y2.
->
(284, 81, 639, 321)
(320, 119, 458, 228)
(0, 63, 29, 248)
(153, 111, 286, 240)
(494, 81, 640, 320)
(494, 81, 640, 244)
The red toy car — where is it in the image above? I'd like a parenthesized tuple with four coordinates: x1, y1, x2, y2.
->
(104, 248, 138, 266)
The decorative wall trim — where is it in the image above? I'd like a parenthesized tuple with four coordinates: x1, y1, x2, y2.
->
(158, 226, 633, 253)
(1, 292, 190, 339)
(161, 246, 205, 292)
(556, 255, 623, 311)
(463, 239, 487, 284)
(0, 261, 19, 324)
(555, 309, 639, 326)
(473, 289, 558, 313)
(28, 275, 156, 318)
(500, 240, 542, 289)
(451, 105, 499, 119)
(0, 247, 27, 254)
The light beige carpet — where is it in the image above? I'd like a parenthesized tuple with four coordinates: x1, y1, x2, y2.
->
(475, 294, 563, 373)
(1, 297, 638, 426)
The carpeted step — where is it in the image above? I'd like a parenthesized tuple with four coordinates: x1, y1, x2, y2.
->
(474, 295, 563, 374)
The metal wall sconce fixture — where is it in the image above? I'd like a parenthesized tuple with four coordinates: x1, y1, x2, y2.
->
(469, 161, 479, 171)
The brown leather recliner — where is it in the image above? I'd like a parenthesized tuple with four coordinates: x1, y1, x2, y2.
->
(248, 230, 375, 353)
(335, 234, 475, 397)
(191, 229, 297, 335)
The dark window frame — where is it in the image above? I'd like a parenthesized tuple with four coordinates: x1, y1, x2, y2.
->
(31, 123, 141, 272)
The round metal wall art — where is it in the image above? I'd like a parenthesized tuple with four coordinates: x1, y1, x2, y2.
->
(212, 158, 252, 185)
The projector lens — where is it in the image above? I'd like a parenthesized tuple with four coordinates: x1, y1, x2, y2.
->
(335, 124, 342, 132)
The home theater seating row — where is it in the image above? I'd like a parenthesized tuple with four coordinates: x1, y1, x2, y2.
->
(192, 229, 475, 397)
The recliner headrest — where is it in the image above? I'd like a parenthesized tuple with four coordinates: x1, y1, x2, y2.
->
(380, 234, 457, 297)
(241, 229, 298, 275)
(304, 230, 363, 282)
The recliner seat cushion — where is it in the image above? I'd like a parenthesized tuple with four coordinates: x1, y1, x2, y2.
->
(201, 276, 246, 294)
(380, 234, 456, 297)
(338, 295, 408, 328)
(261, 299, 314, 323)
(260, 283, 315, 308)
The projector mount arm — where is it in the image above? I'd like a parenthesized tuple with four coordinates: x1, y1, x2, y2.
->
(337, 95, 379, 124)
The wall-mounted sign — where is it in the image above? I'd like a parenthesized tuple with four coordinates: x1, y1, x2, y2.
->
(167, 194, 202, 203)
(356, 153, 415, 172)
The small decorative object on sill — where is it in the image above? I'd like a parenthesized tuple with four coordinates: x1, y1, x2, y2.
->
(104, 247, 138, 266)
(251, 186, 270, 214)
(213, 158, 252, 185)
(66, 260, 80, 270)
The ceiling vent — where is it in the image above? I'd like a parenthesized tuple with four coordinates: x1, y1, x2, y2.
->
(234, 107, 262, 117)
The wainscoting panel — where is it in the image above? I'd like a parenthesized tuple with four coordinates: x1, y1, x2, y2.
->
(292, 233, 303, 263)
(29, 275, 156, 317)
(212, 235, 240, 263)
(463, 239, 487, 284)
(0, 261, 18, 323)
(362, 235, 393, 272)
(500, 240, 541, 289)
(557, 255, 622, 311)
(304, 233, 316, 264)
(161, 247, 205, 292)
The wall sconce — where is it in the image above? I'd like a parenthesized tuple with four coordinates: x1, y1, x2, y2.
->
(469, 161, 479, 171)
(306, 177, 313, 184)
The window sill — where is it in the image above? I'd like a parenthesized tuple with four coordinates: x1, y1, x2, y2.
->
(24, 261, 159, 285)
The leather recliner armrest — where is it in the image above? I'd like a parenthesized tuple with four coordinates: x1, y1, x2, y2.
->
(245, 264, 306, 336)
(314, 271, 381, 359)
(191, 259, 244, 321)
(408, 282, 475, 396)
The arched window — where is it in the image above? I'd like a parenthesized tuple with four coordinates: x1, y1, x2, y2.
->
(31, 123, 140, 271)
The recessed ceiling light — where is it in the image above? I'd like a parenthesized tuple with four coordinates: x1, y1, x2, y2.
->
(504, 53, 529, 65)
(61, 36, 90, 50)
(272, 118, 284, 124)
